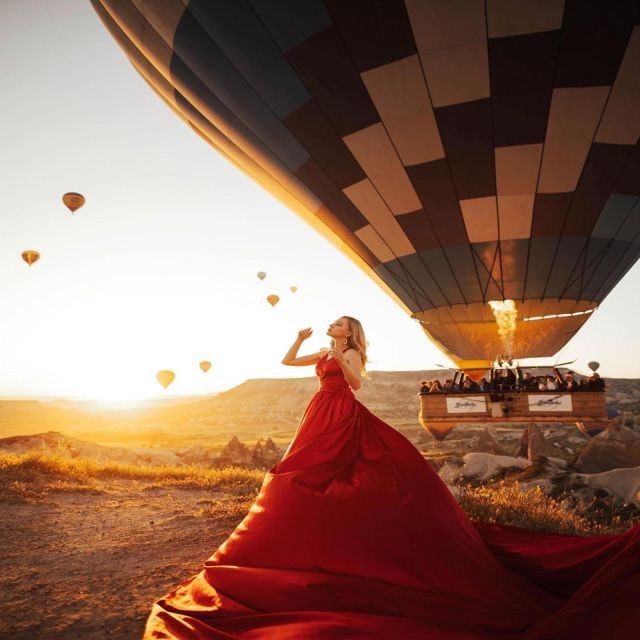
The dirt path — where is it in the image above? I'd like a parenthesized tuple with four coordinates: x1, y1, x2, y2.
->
(0, 479, 242, 639)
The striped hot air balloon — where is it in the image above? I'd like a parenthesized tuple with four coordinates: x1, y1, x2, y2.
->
(21, 250, 40, 266)
(92, 1, 640, 369)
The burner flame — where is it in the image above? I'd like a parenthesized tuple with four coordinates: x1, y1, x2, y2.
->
(488, 299, 518, 357)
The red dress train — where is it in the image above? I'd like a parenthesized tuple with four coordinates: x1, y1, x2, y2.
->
(144, 353, 640, 639)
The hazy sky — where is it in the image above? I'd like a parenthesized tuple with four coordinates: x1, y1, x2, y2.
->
(1, 1, 639, 402)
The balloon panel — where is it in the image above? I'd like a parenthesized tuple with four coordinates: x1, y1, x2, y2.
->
(92, 1, 640, 363)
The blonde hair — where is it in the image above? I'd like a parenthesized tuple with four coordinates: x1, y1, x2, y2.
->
(342, 316, 368, 374)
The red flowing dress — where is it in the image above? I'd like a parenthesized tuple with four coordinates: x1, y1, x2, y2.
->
(144, 351, 640, 639)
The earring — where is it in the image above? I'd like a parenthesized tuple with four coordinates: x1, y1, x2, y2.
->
(343, 338, 348, 345)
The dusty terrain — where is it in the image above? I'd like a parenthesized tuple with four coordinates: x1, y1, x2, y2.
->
(0, 478, 248, 640)
(2, 422, 639, 640)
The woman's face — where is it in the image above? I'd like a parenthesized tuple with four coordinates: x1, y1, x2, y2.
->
(327, 317, 351, 340)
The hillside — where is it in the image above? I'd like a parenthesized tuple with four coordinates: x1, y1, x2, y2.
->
(0, 371, 638, 446)
(0, 369, 444, 443)
(165, 368, 443, 434)
(0, 431, 182, 466)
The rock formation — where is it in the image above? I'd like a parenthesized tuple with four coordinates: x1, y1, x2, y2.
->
(514, 424, 552, 461)
(176, 445, 217, 467)
(574, 423, 640, 473)
(259, 437, 282, 467)
(576, 467, 640, 509)
(217, 436, 283, 469)
(472, 427, 507, 455)
(438, 453, 530, 484)
(218, 436, 254, 467)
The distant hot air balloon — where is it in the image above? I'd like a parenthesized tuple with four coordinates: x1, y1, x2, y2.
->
(420, 419, 455, 442)
(156, 370, 175, 389)
(200, 361, 211, 373)
(290, 286, 298, 293)
(62, 192, 85, 213)
(21, 250, 40, 266)
(93, 2, 640, 368)
(257, 272, 266, 281)
(588, 361, 600, 372)
(266, 294, 279, 307)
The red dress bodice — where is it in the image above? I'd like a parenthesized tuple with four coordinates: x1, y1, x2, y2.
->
(315, 350, 352, 393)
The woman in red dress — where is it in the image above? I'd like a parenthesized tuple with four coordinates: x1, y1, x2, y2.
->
(144, 317, 640, 640)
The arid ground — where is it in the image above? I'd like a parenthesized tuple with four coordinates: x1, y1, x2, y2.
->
(0, 474, 254, 639)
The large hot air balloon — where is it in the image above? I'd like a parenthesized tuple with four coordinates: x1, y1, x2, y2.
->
(267, 294, 279, 307)
(21, 250, 40, 266)
(156, 370, 175, 389)
(200, 361, 212, 373)
(92, 1, 640, 368)
(257, 272, 266, 281)
(62, 192, 85, 213)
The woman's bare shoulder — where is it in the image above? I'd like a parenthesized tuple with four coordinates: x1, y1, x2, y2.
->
(343, 348, 361, 364)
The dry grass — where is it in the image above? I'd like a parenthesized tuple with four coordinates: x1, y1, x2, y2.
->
(2, 449, 637, 535)
(0, 449, 264, 502)
(195, 495, 257, 520)
(458, 480, 639, 535)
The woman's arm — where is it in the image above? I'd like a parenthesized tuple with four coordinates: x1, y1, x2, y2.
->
(282, 329, 324, 366)
(329, 348, 363, 390)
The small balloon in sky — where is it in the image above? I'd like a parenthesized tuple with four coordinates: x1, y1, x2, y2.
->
(21, 250, 40, 266)
(156, 370, 175, 389)
(588, 361, 600, 372)
(267, 294, 279, 307)
(257, 271, 266, 281)
(200, 361, 211, 372)
(290, 286, 298, 293)
(62, 192, 85, 213)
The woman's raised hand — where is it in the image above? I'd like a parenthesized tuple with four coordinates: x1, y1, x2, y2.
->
(298, 328, 313, 341)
